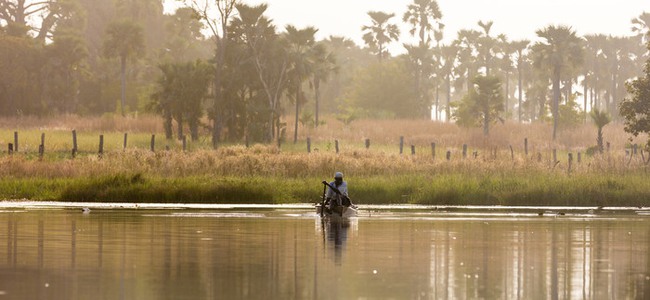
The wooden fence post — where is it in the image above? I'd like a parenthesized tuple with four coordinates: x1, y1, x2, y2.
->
(411, 145, 415, 155)
(39, 133, 45, 159)
(509, 145, 514, 160)
(98, 135, 104, 157)
(431, 143, 436, 160)
(462, 144, 467, 159)
(577, 152, 582, 164)
(123, 133, 128, 150)
(72, 130, 78, 158)
(8, 143, 13, 155)
(365, 139, 370, 149)
(150, 134, 156, 152)
(182, 135, 187, 152)
(552, 149, 557, 163)
(335, 140, 339, 154)
(568, 153, 573, 174)
(307, 137, 311, 153)
(446, 150, 451, 161)
(399, 136, 404, 154)
(524, 138, 528, 156)
(13, 131, 18, 152)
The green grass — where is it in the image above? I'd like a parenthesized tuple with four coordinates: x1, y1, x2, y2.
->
(1, 171, 649, 206)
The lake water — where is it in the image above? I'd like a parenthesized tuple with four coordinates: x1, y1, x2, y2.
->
(0, 204, 649, 299)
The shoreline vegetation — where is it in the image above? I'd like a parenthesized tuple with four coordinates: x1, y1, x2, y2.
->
(1, 115, 649, 206)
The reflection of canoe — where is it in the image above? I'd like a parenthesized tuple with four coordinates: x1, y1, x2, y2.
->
(315, 204, 358, 218)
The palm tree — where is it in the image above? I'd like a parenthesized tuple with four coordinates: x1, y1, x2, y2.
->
(285, 25, 318, 144)
(510, 39, 529, 122)
(590, 109, 611, 153)
(455, 29, 481, 94)
(531, 25, 584, 140)
(440, 43, 459, 122)
(311, 42, 338, 127)
(102, 19, 145, 116)
(362, 11, 400, 62)
(402, 0, 442, 47)
(477, 20, 495, 75)
(631, 12, 650, 45)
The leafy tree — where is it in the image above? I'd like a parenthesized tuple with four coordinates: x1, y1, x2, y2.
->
(43, 32, 88, 114)
(0, 33, 42, 115)
(234, 3, 289, 142)
(620, 42, 650, 147)
(362, 11, 400, 62)
(151, 60, 212, 141)
(346, 60, 418, 118)
(452, 75, 503, 136)
(590, 109, 611, 153)
(531, 25, 584, 140)
(0, 0, 78, 41)
(102, 19, 145, 116)
(183, 0, 237, 148)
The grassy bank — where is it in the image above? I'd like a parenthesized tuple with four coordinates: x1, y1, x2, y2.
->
(0, 146, 648, 206)
(1, 173, 649, 207)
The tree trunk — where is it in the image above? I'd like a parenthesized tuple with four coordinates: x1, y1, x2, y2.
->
(177, 115, 183, 140)
(120, 55, 126, 117)
(212, 36, 225, 149)
(552, 69, 561, 140)
(518, 63, 523, 122)
(583, 77, 588, 123)
(314, 78, 320, 127)
(293, 76, 301, 144)
(446, 74, 451, 122)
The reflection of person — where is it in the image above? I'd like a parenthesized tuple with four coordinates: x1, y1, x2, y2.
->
(325, 172, 348, 210)
(327, 219, 350, 264)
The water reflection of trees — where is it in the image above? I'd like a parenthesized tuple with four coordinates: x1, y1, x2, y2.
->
(0, 212, 649, 299)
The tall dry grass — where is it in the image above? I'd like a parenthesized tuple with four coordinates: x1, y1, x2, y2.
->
(1, 115, 644, 153)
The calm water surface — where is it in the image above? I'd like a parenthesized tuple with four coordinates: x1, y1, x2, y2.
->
(0, 206, 649, 299)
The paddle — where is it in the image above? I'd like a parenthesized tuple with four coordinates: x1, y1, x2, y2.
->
(321, 180, 355, 208)
(320, 182, 327, 217)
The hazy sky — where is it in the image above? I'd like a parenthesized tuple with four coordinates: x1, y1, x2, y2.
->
(160, 1, 649, 116)
(169, 0, 650, 52)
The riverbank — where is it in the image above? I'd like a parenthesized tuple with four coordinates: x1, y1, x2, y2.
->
(0, 147, 649, 206)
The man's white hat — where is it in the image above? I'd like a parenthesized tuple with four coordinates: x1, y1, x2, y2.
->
(334, 172, 343, 179)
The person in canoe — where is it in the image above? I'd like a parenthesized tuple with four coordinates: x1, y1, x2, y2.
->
(325, 172, 350, 214)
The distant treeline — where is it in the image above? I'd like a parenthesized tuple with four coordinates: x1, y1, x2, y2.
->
(1, 1, 650, 145)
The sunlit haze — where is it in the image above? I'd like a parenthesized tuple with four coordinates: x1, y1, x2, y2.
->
(167, 0, 650, 52)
